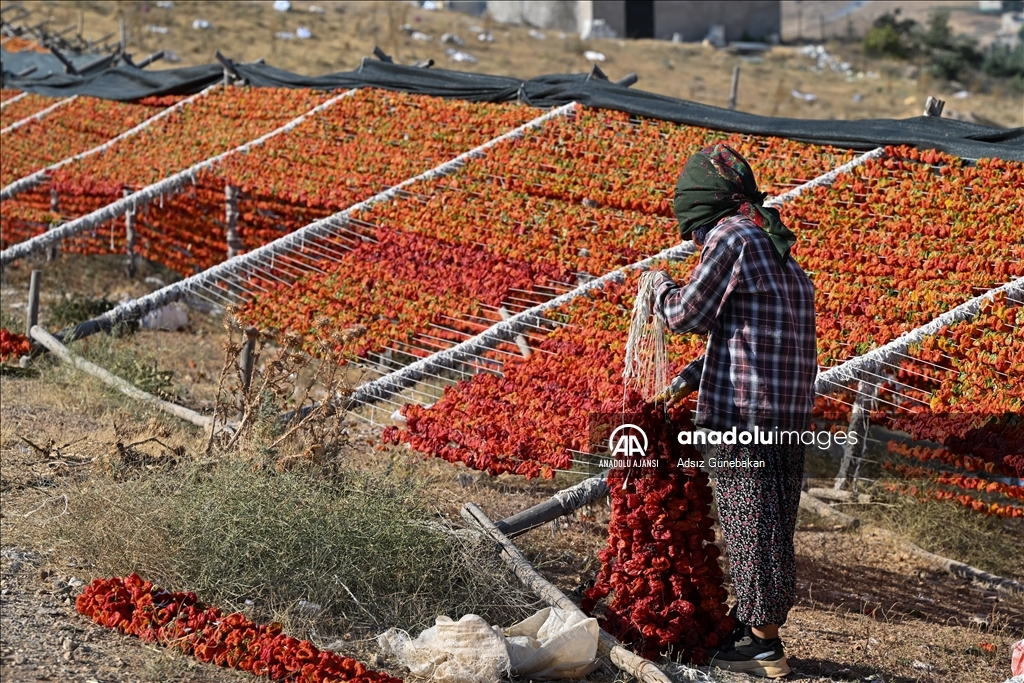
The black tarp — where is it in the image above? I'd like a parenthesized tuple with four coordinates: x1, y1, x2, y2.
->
(3, 51, 1022, 161)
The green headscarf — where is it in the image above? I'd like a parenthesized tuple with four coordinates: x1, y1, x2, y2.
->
(673, 143, 796, 263)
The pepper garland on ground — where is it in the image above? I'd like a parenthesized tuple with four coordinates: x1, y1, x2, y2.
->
(76, 574, 403, 683)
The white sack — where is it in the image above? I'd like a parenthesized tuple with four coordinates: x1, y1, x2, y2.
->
(379, 608, 599, 683)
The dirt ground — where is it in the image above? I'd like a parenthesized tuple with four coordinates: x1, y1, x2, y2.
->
(2, 253, 1022, 683)
(4, 1, 1021, 127)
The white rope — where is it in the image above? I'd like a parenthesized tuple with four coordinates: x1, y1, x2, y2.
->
(623, 270, 668, 400)
(59, 101, 579, 329)
(1, 85, 220, 202)
(0, 88, 359, 265)
(0, 95, 77, 135)
(0, 91, 28, 109)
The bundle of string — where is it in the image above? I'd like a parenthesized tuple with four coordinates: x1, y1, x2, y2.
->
(623, 270, 669, 402)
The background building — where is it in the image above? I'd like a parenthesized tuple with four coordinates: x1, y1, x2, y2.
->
(484, 1, 782, 41)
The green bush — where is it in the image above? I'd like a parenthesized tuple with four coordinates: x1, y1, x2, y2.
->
(862, 8, 985, 82)
(863, 10, 915, 58)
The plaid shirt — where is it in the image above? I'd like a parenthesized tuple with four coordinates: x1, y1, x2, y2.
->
(653, 215, 817, 431)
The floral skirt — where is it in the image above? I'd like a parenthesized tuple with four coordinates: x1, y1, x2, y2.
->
(709, 442, 805, 627)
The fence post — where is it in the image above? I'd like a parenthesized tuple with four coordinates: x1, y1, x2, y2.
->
(728, 65, 740, 111)
(225, 184, 241, 258)
(26, 269, 41, 336)
(499, 305, 531, 359)
(123, 188, 136, 277)
(47, 189, 60, 262)
(834, 367, 879, 490)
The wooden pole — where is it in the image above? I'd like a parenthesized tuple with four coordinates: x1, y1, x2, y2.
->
(238, 326, 257, 403)
(29, 325, 214, 431)
(47, 189, 60, 262)
(25, 270, 42, 337)
(728, 65, 740, 111)
(498, 306, 531, 359)
(461, 502, 679, 683)
(225, 184, 241, 258)
(834, 370, 878, 489)
(123, 188, 136, 277)
(799, 491, 860, 529)
(807, 488, 871, 504)
(496, 473, 608, 537)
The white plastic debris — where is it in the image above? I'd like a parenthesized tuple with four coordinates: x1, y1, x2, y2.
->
(421, 0, 439, 9)
(379, 608, 599, 683)
(390, 408, 407, 425)
(583, 50, 605, 62)
(953, 89, 970, 99)
(446, 49, 478, 63)
(275, 31, 295, 40)
(140, 304, 188, 331)
(411, 31, 432, 42)
(273, 0, 291, 12)
(192, 18, 211, 30)
(156, 1, 174, 8)
(296, 26, 312, 39)
(792, 89, 818, 102)
(146, 24, 169, 34)
(528, 29, 546, 40)
(164, 50, 181, 62)
(798, 44, 852, 75)
(441, 32, 465, 46)
(477, 32, 494, 43)
(309, 5, 325, 13)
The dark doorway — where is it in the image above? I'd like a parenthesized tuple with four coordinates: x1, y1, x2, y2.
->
(625, 1, 655, 39)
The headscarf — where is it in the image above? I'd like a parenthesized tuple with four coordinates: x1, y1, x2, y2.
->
(673, 143, 796, 264)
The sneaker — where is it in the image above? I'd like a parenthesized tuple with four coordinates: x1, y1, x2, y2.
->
(707, 624, 791, 679)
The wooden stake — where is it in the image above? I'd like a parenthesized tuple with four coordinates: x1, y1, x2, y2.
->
(26, 270, 42, 336)
(461, 502, 679, 683)
(834, 369, 877, 489)
(728, 65, 740, 111)
(124, 188, 136, 277)
(225, 184, 241, 258)
(923, 96, 945, 117)
(47, 189, 60, 262)
(238, 327, 258, 403)
(29, 325, 214, 431)
(498, 306, 531, 358)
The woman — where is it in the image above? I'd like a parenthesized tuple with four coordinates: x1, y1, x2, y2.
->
(652, 144, 818, 678)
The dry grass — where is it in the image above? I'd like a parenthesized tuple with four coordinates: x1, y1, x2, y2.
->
(6, 0, 1021, 127)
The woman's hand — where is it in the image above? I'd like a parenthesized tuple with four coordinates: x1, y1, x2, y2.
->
(654, 374, 696, 405)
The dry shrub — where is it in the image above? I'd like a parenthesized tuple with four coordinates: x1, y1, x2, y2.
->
(45, 318, 538, 639)
(206, 315, 366, 471)
(49, 458, 538, 638)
